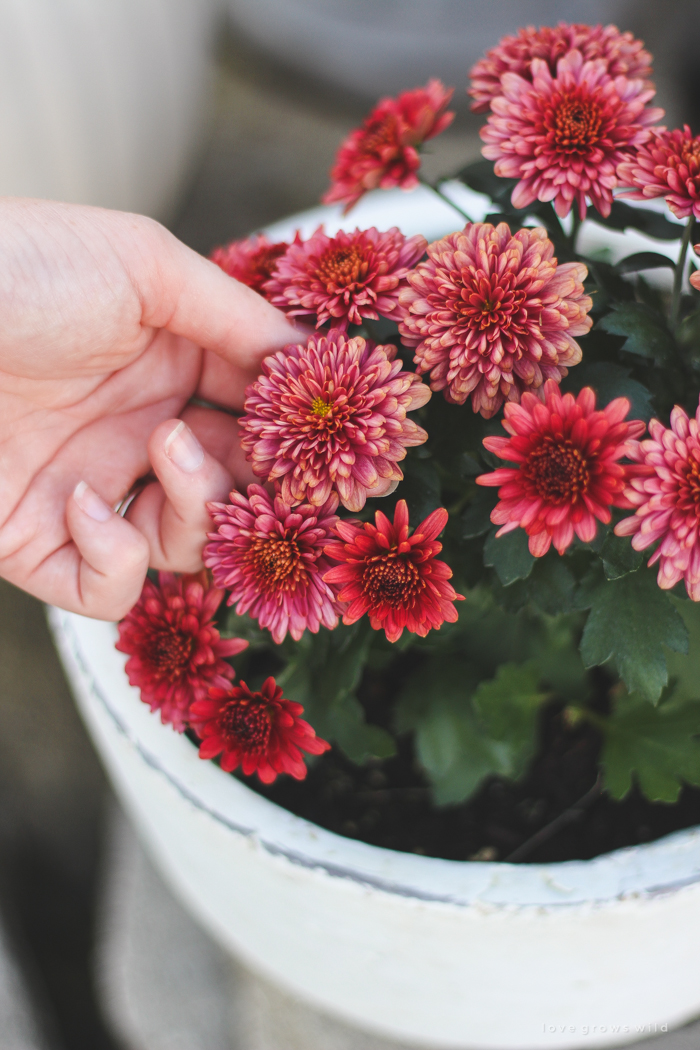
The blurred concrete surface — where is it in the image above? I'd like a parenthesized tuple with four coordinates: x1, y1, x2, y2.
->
(0, 914, 55, 1050)
(0, 578, 118, 1049)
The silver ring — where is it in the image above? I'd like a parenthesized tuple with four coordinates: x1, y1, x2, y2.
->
(113, 477, 152, 518)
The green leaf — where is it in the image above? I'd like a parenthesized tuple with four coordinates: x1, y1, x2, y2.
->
(598, 302, 675, 365)
(324, 696, 396, 764)
(600, 532, 643, 580)
(484, 527, 535, 586)
(665, 597, 700, 702)
(491, 554, 578, 616)
(614, 252, 676, 275)
(395, 658, 493, 804)
(594, 201, 685, 241)
(278, 622, 396, 763)
(220, 608, 271, 646)
(461, 488, 498, 539)
(397, 454, 442, 523)
(472, 661, 545, 763)
(677, 307, 700, 358)
(455, 158, 516, 208)
(599, 693, 700, 802)
(564, 362, 654, 422)
(526, 555, 577, 615)
(580, 569, 689, 703)
(396, 657, 546, 805)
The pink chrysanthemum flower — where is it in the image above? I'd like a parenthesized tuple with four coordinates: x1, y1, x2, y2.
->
(115, 572, 247, 731)
(323, 80, 454, 213)
(476, 379, 645, 556)
(190, 678, 330, 783)
(691, 250, 700, 293)
(210, 233, 288, 295)
(469, 22, 653, 113)
(615, 403, 700, 599)
(617, 126, 700, 221)
(398, 222, 592, 418)
(264, 225, 427, 329)
(204, 485, 342, 644)
(323, 500, 463, 643)
(480, 50, 663, 219)
(239, 330, 431, 512)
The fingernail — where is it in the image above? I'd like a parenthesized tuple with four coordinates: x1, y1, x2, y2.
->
(73, 480, 112, 522)
(164, 420, 204, 474)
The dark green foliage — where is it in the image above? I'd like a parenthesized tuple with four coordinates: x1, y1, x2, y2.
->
(397, 452, 442, 523)
(502, 555, 578, 616)
(580, 568, 689, 703)
(483, 527, 535, 586)
(563, 362, 654, 422)
(461, 488, 498, 539)
(598, 302, 675, 365)
(597, 693, 700, 802)
(592, 200, 684, 241)
(395, 657, 546, 805)
(614, 252, 676, 276)
(600, 533, 643, 580)
(277, 622, 396, 764)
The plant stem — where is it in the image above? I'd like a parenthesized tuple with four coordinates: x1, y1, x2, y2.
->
(419, 176, 473, 224)
(503, 775, 603, 863)
(671, 216, 695, 329)
(569, 212, 582, 254)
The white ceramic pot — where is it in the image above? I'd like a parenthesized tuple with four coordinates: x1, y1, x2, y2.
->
(224, 0, 628, 104)
(0, 0, 218, 219)
(49, 188, 699, 1050)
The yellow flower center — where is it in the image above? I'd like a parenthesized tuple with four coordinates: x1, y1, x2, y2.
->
(311, 396, 333, 418)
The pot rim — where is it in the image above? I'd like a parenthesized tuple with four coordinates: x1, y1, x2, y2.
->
(50, 606, 700, 912)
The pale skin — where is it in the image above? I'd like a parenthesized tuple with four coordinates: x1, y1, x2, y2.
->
(0, 198, 304, 621)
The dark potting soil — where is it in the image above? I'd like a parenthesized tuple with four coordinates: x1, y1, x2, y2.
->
(251, 704, 700, 864)
(242, 662, 700, 864)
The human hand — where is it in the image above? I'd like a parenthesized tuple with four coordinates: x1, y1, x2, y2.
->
(0, 199, 299, 619)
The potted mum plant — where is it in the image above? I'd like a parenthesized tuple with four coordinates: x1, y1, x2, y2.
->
(52, 21, 700, 1050)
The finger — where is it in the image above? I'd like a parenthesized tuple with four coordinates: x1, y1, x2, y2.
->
(128, 417, 236, 573)
(115, 217, 301, 373)
(66, 481, 150, 619)
(180, 404, 257, 488)
(196, 350, 263, 411)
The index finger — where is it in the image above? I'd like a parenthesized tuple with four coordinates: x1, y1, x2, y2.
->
(117, 216, 300, 372)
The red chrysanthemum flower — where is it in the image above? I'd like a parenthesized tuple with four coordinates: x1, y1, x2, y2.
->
(210, 233, 289, 295)
(115, 572, 247, 731)
(204, 485, 342, 644)
(615, 402, 700, 600)
(476, 379, 645, 556)
(322, 80, 454, 213)
(617, 126, 700, 221)
(398, 222, 592, 418)
(264, 225, 427, 329)
(190, 677, 330, 783)
(480, 50, 663, 219)
(469, 22, 653, 113)
(323, 500, 463, 643)
(239, 330, 430, 512)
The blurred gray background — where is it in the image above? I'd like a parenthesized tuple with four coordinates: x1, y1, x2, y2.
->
(1, 1, 699, 1047)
